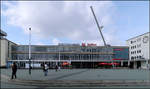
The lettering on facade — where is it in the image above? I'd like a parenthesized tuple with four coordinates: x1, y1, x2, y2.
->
(82, 43, 97, 47)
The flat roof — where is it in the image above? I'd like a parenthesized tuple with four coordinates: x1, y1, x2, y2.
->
(16, 45, 128, 48)
(126, 32, 150, 41)
(1, 38, 17, 45)
(0, 30, 7, 36)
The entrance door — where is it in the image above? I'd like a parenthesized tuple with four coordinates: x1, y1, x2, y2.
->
(137, 61, 141, 69)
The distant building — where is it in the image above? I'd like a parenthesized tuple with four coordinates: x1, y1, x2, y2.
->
(126, 32, 150, 69)
(0, 30, 17, 68)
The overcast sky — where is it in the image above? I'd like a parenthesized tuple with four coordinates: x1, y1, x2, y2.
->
(1, 1, 149, 46)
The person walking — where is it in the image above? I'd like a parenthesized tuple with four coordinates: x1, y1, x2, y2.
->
(44, 64, 48, 76)
(11, 62, 17, 79)
(58, 66, 61, 71)
(55, 65, 58, 72)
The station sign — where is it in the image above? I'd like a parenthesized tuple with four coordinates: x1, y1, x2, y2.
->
(82, 43, 97, 46)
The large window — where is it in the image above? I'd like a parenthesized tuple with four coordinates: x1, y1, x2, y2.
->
(34, 47, 47, 52)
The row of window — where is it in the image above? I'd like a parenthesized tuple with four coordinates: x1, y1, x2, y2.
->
(131, 56, 142, 60)
(131, 44, 141, 49)
(130, 38, 141, 44)
(131, 40, 136, 44)
(12, 54, 113, 60)
(131, 45, 136, 49)
(12, 46, 113, 53)
(131, 50, 141, 54)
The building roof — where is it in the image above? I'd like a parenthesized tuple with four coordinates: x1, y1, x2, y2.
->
(16, 45, 128, 48)
(126, 32, 150, 41)
(0, 29, 7, 36)
(1, 38, 17, 45)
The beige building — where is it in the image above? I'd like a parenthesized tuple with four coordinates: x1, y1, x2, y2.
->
(0, 30, 17, 68)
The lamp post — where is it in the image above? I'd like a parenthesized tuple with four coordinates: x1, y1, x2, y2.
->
(59, 49, 60, 66)
(29, 28, 31, 75)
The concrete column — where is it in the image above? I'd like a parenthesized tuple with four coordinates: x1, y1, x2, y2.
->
(146, 60, 149, 69)
(133, 61, 137, 69)
(121, 61, 123, 67)
(112, 61, 114, 68)
(128, 61, 130, 67)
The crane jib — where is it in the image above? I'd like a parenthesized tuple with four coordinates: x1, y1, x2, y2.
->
(90, 6, 107, 47)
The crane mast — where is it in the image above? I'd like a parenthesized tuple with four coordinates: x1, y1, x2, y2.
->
(90, 6, 107, 46)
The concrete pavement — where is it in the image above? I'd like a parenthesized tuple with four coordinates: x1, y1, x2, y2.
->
(1, 69, 150, 88)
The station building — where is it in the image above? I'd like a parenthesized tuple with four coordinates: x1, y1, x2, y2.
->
(1, 29, 129, 68)
(9, 44, 129, 68)
(126, 32, 150, 69)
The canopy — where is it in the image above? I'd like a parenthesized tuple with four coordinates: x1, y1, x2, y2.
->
(62, 62, 70, 66)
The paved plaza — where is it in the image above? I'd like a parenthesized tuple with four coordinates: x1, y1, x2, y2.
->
(1, 69, 150, 88)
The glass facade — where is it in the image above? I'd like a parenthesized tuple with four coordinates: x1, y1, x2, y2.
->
(11, 45, 129, 61)
(11, 45, 117, 61)
(113, 47, 129, 60)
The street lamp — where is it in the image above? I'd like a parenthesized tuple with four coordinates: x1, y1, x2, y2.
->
(29, 28, 31, 75)
(59, 49, 60, 66)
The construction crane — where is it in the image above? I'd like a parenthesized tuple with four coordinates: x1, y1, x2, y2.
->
(90, 6, 113, 67)
(90, 6, 110, 47)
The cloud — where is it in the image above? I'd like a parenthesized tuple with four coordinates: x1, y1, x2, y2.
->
(2, 1, 122, 46)
(52, 38, 61, 45)
(36, 42, 44, 45)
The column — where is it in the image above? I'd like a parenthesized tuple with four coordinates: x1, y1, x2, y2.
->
(133, 61, 137, 69)
(128, 60, 130, 67)
(121, 61, 123, 67)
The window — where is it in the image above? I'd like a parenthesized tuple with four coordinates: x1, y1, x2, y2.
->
(137, 44, 141, 48)
(131, 56, 134, 59)
(35, 47, 47, 52)
(134, 56, 136, 59)
(136, 50, 141, 54)
(137, 38, 141, 42)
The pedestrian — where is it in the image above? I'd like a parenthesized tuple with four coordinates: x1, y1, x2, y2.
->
(11, 62, 17, 79)
(58, 66, 61, 71)
(44, 64, 48, 76)
(55, 65, 58, 72)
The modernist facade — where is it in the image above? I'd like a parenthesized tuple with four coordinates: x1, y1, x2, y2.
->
(126, 32, 150, 69)
(9, 44, 129, 68)
(1, 30, 130, 68)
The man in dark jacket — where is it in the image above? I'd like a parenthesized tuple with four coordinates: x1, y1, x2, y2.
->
(11, 62, 17, 79)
